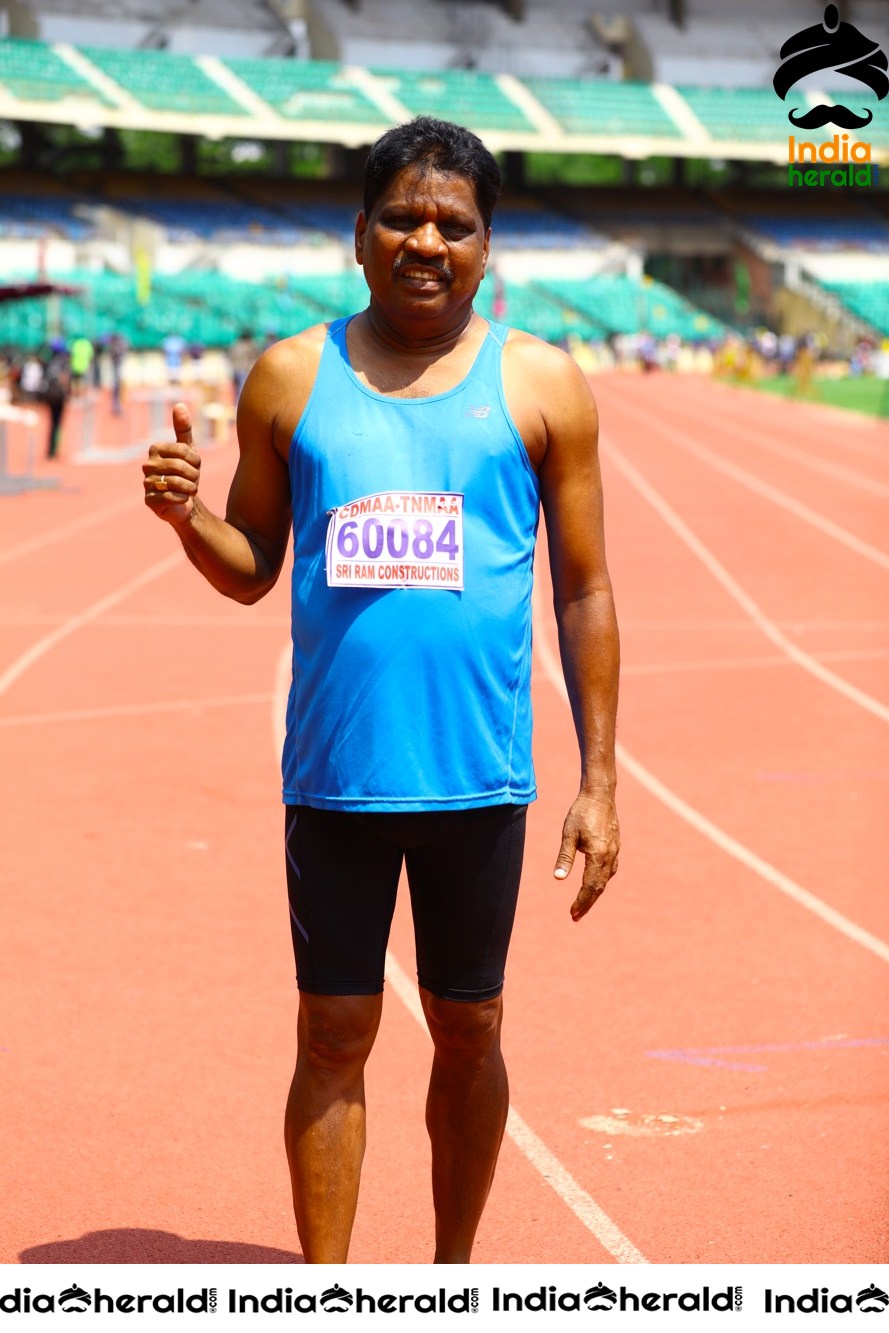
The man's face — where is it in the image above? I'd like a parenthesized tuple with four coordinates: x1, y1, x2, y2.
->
(355, 164, 490, 327)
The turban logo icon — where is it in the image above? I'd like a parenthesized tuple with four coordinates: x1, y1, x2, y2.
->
(773, 3, 888, 130)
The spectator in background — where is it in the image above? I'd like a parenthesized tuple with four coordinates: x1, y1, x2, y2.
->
(792, 336, 817, 398)
(40, 340, 71, 459)
(10, 342, 70, 456)
(228, 329, 259, 402)
(778, 332, 797, 376)
(162, 332, 187, 385)
(638, 330, 658, 373)
(69, 335, 94, 396)
(17, 350, 45, 399)
(850, 338, 873, 377)
(91, 338, 104, 389)
(107, 332, 128, 416)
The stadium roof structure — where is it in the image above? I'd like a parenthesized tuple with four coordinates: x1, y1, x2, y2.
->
(2, 36, 882, 164)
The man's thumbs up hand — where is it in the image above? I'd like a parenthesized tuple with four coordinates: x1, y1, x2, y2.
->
(143, 401, 202, 525)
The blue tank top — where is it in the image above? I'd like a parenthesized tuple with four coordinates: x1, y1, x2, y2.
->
(282, 316, 540, 811)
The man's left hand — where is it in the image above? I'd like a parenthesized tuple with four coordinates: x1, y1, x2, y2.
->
(553, 792, 620, 922)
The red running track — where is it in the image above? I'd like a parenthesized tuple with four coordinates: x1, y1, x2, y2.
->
(0, 374, 887, 1266)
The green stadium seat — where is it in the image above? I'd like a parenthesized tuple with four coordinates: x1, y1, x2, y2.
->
(820, 281, 889, 337)
(224, 57, 387, 124)
(676, 86, 797, 143)
(521, 78, 678, 138)
(539, 275, 727, 342)
(76, 45, 247, 116)
(0, 37, 112, 104)
(370, 67, 535, 133)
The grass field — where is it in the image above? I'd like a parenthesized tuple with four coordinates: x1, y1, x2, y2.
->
(751, 373, 889, 418)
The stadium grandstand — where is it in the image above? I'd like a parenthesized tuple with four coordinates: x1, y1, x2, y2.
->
(0, 0, 887, 374)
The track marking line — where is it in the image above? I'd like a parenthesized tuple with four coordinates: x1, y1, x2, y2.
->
(383, 949, 650, 1265)
(0, 448, 232, 567)
(0, 692, 274, 727)
(603, 441, 889, 725)
(618, 618, 889, 631)
(0, 552, 184, 700)
(533, 584, 889, 967)
(0, 494, 144, 567)
(695, 411, 889, 499)
(603, 403, 889, 572)
(269, 640, 649, 1265)
(0, 614, 289, 628)
(646, 1036, 889, 1072)
(701, 381, 889, 457)
(645, 376, 889, 467)
(621, 647, 889, 678)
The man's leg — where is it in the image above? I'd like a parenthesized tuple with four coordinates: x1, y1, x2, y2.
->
(283, 805, 403, 1261)
(284, 990, 383, 1263)
(406, 804, 527, 1262)
(420, 989, 508, 1264)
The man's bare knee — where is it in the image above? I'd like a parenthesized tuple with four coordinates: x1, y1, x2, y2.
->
(297, 993, 383, 1075)
(421, 992, 503, 1066)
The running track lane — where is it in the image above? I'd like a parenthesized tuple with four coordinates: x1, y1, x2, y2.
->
(0, 376, 886, 1265)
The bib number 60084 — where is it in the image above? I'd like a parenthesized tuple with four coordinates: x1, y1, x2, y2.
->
(336, 516, 458, 562)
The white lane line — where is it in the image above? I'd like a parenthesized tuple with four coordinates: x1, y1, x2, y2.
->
(383, 950, 650, 1265)
(0, 552, 184, 700)
(700, 412, 889, 499)
(0, 493, 143, 567)
(0, 692, 274, 727)
(269, 637, 649, 1265)
(0, 446, 232, 567)
(621, 647, 889, 678)
(617, 618, 889, 632)
(604, 441, 889, 725)
(602, 403, 889, 573)
(0, 614, 289, 628)
(701, 381, 889, 459)
(533, 583, 889, 966)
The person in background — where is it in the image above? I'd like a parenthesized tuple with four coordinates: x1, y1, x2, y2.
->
(41, 340, 71, 459)
(228, 329, 259, 402)
(68, 335, 94, 396)
(107, 332, 128, 417)
(162, 332, 187, 385)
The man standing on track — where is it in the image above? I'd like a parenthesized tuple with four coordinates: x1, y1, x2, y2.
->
(142, 116, 620, 1264)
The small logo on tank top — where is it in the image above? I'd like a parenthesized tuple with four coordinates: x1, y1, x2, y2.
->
(465, 404, 491, 418)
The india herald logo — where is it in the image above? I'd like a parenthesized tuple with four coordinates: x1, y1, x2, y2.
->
(583, 1282, 618, 1310)
(57, 1285, 92, 1312)
(858, 1285, 889, 1313)
(319, 1284, 354, 1312)
(773, 3, 888, 130)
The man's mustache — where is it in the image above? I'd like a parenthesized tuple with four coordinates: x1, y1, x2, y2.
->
(788, 103, 874, 129)
(393, 256, 453, 280)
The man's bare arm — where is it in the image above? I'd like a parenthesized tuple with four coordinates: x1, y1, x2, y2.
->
(536, 348, 621, 920)
(142, 334, 320, 605)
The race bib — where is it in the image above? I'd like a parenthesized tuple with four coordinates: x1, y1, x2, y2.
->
(326, 490, 464, 590)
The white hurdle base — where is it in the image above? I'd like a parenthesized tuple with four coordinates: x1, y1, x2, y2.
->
(0, 404, 60, 495)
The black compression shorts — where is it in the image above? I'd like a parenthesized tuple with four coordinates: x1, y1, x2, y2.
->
(284, 803, 527, 1002)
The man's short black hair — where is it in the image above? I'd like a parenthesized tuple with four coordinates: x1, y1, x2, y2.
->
(363, 116, 502, 230)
